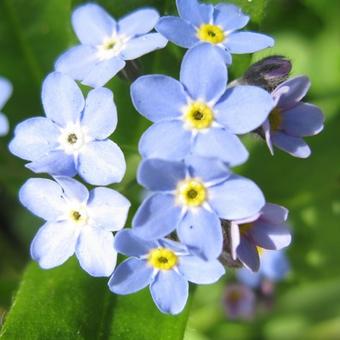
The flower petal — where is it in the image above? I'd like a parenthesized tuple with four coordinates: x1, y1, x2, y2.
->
(177, 0, 214, 26)
(215, 85, 274, 134)
(76, 226, 116, 277)
(108, 258, 153, 294)
(261, 251, 290, 281)
(156, 16, 197, 48)
(31, 221, 79, 269)
(54, 176, 89, 203)
(87, 187, 130, 231)
(193, 127, 249, 166)
(81, 87, 117, 139)
(139, 120, 192, 160)
(72, 3, 117, 45)
(177, 208, 223, 260)
(225, 31, 274, 54)
(78, 140, 126, 185)
(178, 255, 225, 284)
(236, 268, 261, 288)
(150, 270, 188, 315)
(131, 75, 187, 122)
(237, 236, 260, 271)
(42, 72, 84, 127)
(9, 117, 59, 161)
(261, 203, 288, 224)
(180, 43, 228, 103)
(230, 222, 241, 260)
(209, 175, 265, 220)
(132, 193, 181, 240)
(214, 4, 249, 31)
(0, 77, 12, 109)
(121, 33, 167, 60)
(19, 178, 67, 221)
(0, 113, 9, 136)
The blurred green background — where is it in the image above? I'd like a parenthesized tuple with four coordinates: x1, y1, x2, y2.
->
(0, 0, 339, 339)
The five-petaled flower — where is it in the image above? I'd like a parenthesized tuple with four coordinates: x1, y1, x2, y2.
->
(19, 176, 130, 276)
(9, 72, 126, 185)
(156, 0, 274, 64)
(55, 3, 167, 88)
(0, 77, 12, 137)
(108, 229, 225, 315)
(131, 43, 275, 166)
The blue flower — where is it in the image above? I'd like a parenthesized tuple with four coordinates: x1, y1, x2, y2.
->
(132, 156, 265, 260)
(0, 77, 12, 136)
(19, 176, 130, 276)
(229, 203, 291, 271)
(55, 4, 167, 88)
(131, 43, 274, 166)
(262, 76, 324, 158)
(9, 72, 125, 185)
(237, 250, 290, 288)
(156, 0, 274, 64)
(108, 229, 225, 315)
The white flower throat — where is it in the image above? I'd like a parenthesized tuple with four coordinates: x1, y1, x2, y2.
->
(59, 123, 89, 155)
(97, 34, 130, 61)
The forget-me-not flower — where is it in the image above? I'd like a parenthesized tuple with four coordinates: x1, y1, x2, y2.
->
(262, 76, 324, 158)
(131, 43, 275, 166)
(229, 203, 291, 271)
(0, 77, 12, 136)
(156, 0, 274, 64)
(132, 156, 265, 260)
(108, 229, 225, 315)
(9, 72, 125, 186)
(20, 176, 130, 276)
(55, 3, 167, 88)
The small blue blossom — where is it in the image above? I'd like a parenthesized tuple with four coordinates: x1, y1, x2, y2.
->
(237, 250, 290, 288)
(108, 229, 225, 315)
(132, 156, 265, 260)
(156, 0, 274, 64)
(262, 76, 324, 158)
(19, 176, 130, 276)
(131, 43, 275, 165)
(0, 77, 12, 136)
(229, 203, 291, 271)
(55, 3, 167, 87)
(9, 72, 125, 186)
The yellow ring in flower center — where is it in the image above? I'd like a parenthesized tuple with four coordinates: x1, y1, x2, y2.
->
(269, 107, 282, 131)
(197, 24, 225, 44)
(148, 248, 178, 270)
(177, 179, 207, 207)
(184, 102, 214, 130)
(239, 223, 253, 235)
(69, 209, 88, 226)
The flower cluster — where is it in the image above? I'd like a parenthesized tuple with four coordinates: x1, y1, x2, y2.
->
(9, 0, 324, 316)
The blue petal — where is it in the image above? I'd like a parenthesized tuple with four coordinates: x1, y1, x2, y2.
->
(180, 44, 228, 103)
(55, 45, 98, 82)
(42, 72, 84, 127)
(31, 221, 79, 269)
(78, 140, 126, 185)
(131, 75, 187, 122)
(237, 236, 260, 271)
(114, 229, 158, 257)
(176, 0, 213, 27)
(225, 31, 274, 54)
(54, 176, 89, 203)
(214, 4, 249, 31)
(178, 255, 225, 284)
(121, 33, 167, 60)
(139, 120, 192, 160)
(9, 117, 59, 161)
(119, 9, 159, 36)
(0, 77, 12, 109)
(261, 251, 290, 281)
(108, 258, 153, 295)
(72, 3, 117, 45)
(158, 238, 188, 254)
(81, 87, 117, 139)
(193, 127, 249, 166)
(150, 270, 188, 315)
(87, 187, 130, 231)
(19, 178, 67, 221)
(156, 16, 197, 48)
(261, 203, 288, 224)
(81, 57, 126, 88)
(215, 85, 274, 134)
(271, 132, 311, 158)
(137, 158, 186, 191)
(132, 193, 181, 240)
(236, 267, 261, 288)
(76, 226, 116, 277)
(0, 113, 9, 136)
(209, 175, 265, 220)
(177, 208, 223, 260)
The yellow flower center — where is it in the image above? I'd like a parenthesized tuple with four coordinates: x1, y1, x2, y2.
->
(269, 107, 282, 131)
(69, 209, 88, 226)
(177, 179, 207, 207)
(257, 246, 264, 256)
(148, 248, 178, 270)
(67, 133, 78, 145)
(197, 24, 225, 44)
(184, 102, 214, 130)
(239, 223, 253, 235)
